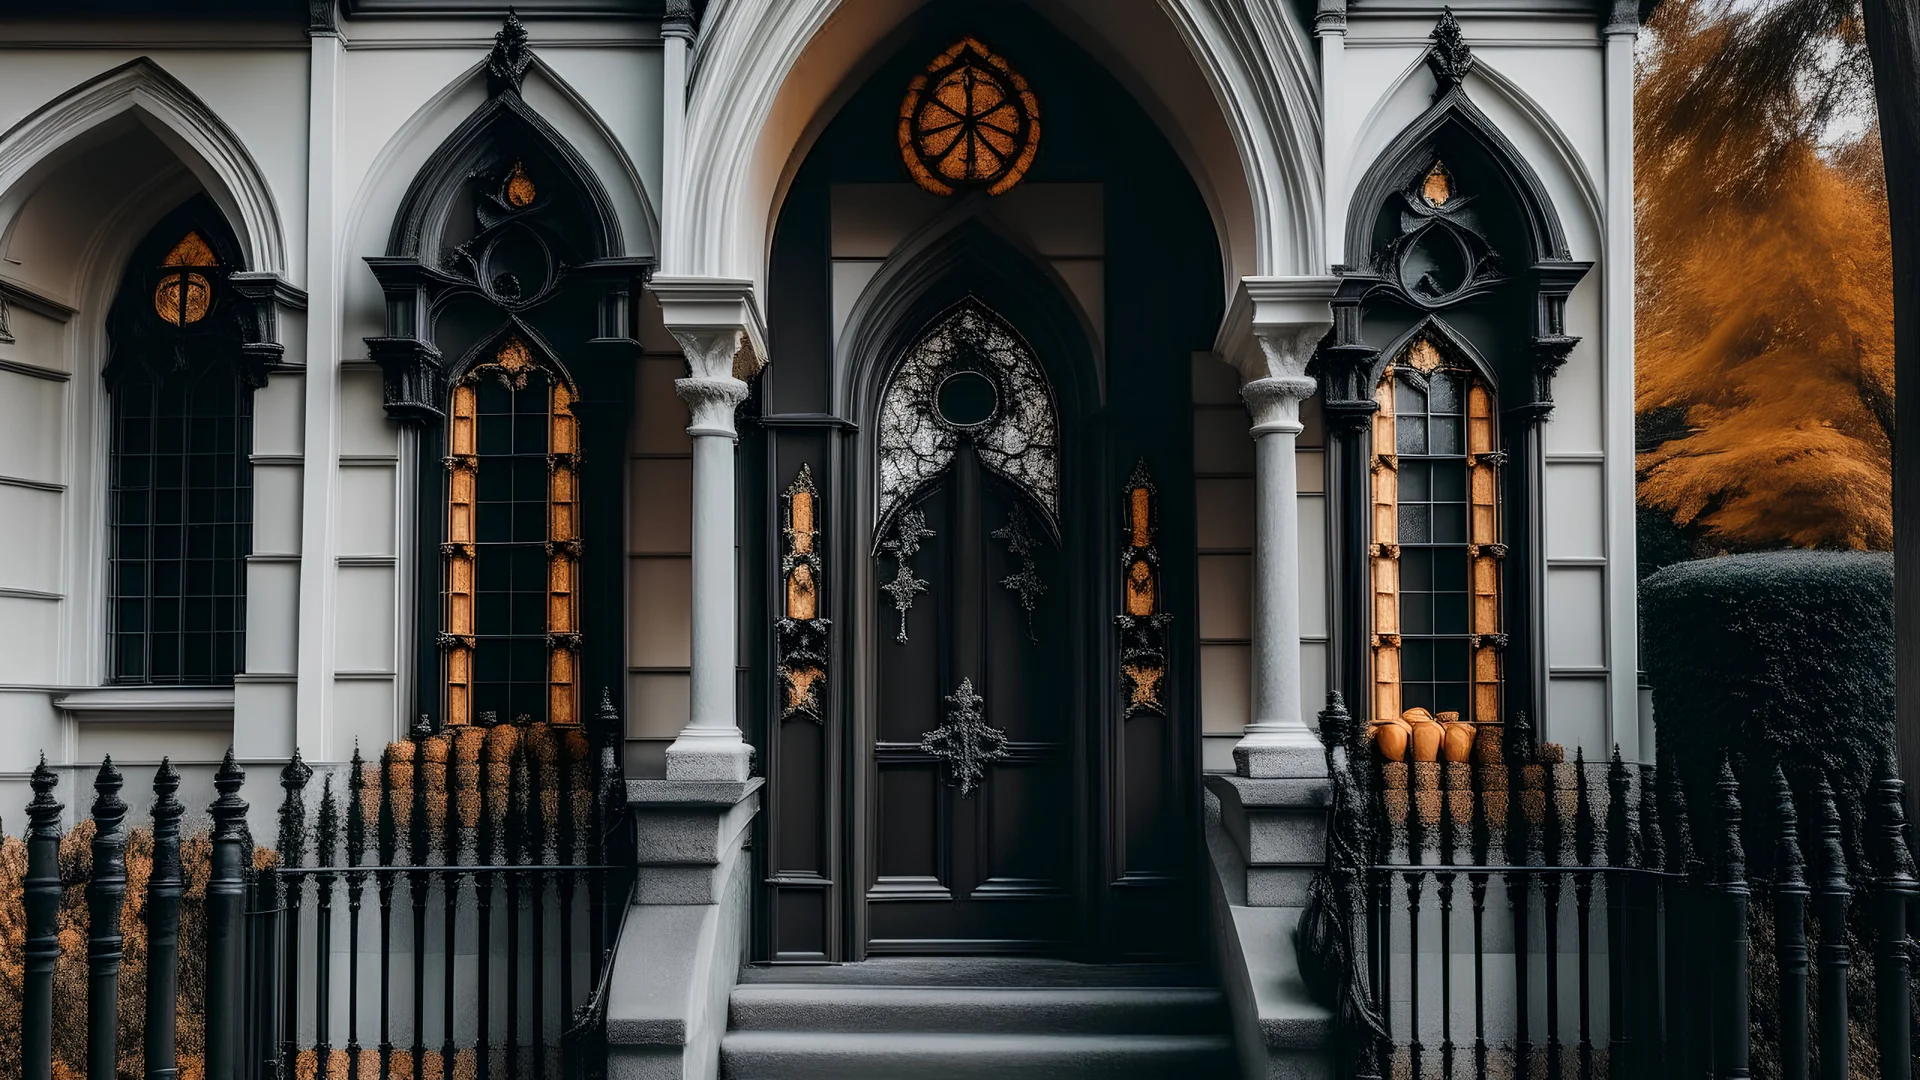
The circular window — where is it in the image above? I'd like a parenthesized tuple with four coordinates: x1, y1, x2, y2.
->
(899, 37, 1040, 197)
(936, 370, 999, 429)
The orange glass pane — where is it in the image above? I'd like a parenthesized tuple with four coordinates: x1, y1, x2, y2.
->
(899, 37, 1040, 197)
(153, 272, 212, 325)
(161, 232, 217, 268)
(506, 160, 537, 208)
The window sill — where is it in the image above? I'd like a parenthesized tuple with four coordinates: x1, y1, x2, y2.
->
(52, 687, 235, 723)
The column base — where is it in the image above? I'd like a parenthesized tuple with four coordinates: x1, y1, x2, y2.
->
(663, 730, 754, 782)
(1231, 727, 1328, 779)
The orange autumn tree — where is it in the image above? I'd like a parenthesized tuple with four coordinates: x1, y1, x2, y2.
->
(1637, 0, 1894, 551)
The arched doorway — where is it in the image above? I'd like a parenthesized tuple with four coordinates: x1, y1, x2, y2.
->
(747, 7, 1224, 963)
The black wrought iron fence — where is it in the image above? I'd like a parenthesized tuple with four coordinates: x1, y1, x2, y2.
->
(1299, 692, 1919, 1080)
(14, 700, 631, 1080)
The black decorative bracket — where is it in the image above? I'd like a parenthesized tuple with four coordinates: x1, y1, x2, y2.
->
(879, 509, 934, 644)
(920, 677, 1009, 797)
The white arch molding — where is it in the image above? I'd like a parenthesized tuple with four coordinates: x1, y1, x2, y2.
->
(0, 58, 290, 279)
(666, 0, 1326, 310)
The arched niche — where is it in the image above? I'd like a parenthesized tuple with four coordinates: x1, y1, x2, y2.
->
(365, 14, 651, 742)
(670, 0, 1320, 318)
(1317, 12, 1593, 759)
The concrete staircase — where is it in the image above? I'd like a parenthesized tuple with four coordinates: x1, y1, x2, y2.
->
(719, 958, 1238, 1079)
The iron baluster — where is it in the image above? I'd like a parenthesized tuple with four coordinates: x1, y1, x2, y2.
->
(1810, 772, 1850, 1080)
(1633, 760, 1666, 1071)
(207, 749, 249, 1080)
(87, 757, 130, 1080)
(507, 722, 529, 1078)
(1711, 759, 1751, 1080)
(23, 756, 60, 1080)
(315, 775, 341, 1077)
(277, 750, 312, 1079)
(445, 730, 469, 1075)
(378, 742, 401, 1079)
(147, 759, 185, 1080)
(531, 729, 549, 1076)
(1659, 751, 1706, 1078)
(1603, 749, 1642, 1079)
(1469, 871, 1488, 1080)
(1505, 714, 1534, 1080)
(345, 746, 369, 1075)
(1406, 870, 1424, 1080)
(1541, 750, 1564, 1080)
(1436, 755, 1458, 1080)
(1771, 765, 1810, 1080)
(477, 723, 502, 1080)
(1866, 752, 1917, 1080)
(410, 722, 432, 1080)
(1572, 750, 1596, 1080)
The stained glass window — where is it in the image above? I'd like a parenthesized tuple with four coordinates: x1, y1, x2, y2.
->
(152, 232, 218, 326)
(443, 338, 581, 727)
(1371, 337, 1503, 728)
(898, 36, 1040, 197)
(874, 299, 1058, 539)
(109, 360, 251, 684)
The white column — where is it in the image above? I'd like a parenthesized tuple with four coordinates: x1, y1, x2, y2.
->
(1234, 325, 1327, 779)
(1602, 5, 1644, 760)
(664, 329, 753, 780)
(292, 27, 343, 760)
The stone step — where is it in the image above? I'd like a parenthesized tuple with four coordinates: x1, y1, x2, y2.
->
(719, 1031, 1237, 1079)
(729, 984, 1230, 1035)
(735, 957, 1212, 987)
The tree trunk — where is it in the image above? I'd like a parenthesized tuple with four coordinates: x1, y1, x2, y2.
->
(1861, 0, 1920, 829)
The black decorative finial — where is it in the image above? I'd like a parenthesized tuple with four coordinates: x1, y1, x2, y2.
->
(92, 755, 128, 831)
(1772, 765, 1806, 888)
(27, 752, 62, 839)
(1606, 746, 1641, 869)
(1810, 772, 1850, 894)
(278, 749, 313, 868)
(1425, 9, 1474, 99)
(1866, 748, 1918, 884)
(211, 747, 249, 842)
(413, 714, 434, 740)
(1713, 756, 1746, 886)
(488, 9, 534, 97)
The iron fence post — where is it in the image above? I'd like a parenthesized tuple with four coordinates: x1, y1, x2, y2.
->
(1710, 758, 1751, 1080)
(1603, 749, 1640, 1077)
(23, 755, 62, 1080)
(87, 757, 131, 1080)
(147, 759, 186, 1080)
(1810, 773, 1851, 1080)
(207, 749, 250, 1080)
(1867, 752, 1917, 1080)
(1771, 765, 1810, 1080)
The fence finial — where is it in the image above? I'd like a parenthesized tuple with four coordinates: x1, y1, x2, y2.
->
(279, 749, 313, 868)
(1606, 746, 1641, 869)
(91, 755, 127, 831)
(1713, 756, 1746, 886)
(317, 773, 340, 869)
(28, 752, 62, 837)
(1772, 764, 1806, 888)
(211, 746, 249, 841)
(1810, 772, 1849, 892)
(151, 758, 183, 876)
(1657, 753, 1696, 875)
(1866, 748, 1918, 883)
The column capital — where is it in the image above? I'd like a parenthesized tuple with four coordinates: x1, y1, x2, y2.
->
(651, 275, 768, 379)
(674, 376, 750, 439)
(1241, 376, 1317, 436)
(1214, 275, 1339, 384)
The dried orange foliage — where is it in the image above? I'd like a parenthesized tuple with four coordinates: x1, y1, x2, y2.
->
(1636, 0, 1893, 549)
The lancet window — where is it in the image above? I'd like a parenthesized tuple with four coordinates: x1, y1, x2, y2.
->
(1370, 336, 1504, 736)
(105, 204, 256, 685)
(441, 337, 581, 727)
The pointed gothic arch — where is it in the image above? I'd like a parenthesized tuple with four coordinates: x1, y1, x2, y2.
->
(0, 57, 289, 279)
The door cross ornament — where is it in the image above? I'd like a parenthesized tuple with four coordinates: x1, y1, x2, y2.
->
(919, 677, 1009, 797)
(880, 509, 935, 643)
(992, 509, 1046, 641)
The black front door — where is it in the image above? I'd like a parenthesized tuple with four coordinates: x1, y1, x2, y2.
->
(866, 364, 1077, 955)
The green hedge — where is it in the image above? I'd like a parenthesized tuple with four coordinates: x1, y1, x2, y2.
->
(1639, 551, 1892, 872)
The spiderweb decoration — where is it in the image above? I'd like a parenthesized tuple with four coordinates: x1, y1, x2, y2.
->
(875, 299, 1059, 541)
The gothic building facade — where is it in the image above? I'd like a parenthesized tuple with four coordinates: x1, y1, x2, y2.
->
(0, 0, 1645, 1074)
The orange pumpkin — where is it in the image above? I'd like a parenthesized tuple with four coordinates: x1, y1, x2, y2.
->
(1372, 717, 1412, 762)
(1404, 707, 1443, 762)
